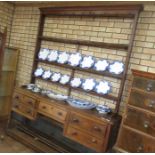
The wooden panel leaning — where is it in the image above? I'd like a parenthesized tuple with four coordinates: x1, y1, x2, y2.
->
(114, 69, 155, 153)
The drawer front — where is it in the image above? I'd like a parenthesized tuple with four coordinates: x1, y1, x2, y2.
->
(13, 92, 24, 103)
(38, 102, 53, 114)
(69, 113, 107, 138)
(65, 126, 103, 152)
(124, 108, 155, 137)
(117, 127, 155, 152)
(128, 90, 155, 113)
(23, 96, 37, 108)
(12, 102, 35, 119)
(133, 77, 155, 93)
(52, 107, 67, 123)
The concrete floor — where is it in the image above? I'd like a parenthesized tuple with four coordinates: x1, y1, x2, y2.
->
(0, 127, 34, 153)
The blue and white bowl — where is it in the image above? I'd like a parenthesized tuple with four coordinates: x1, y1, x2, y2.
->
(96, 104, 111, 114)
(108, 61, 124, 75)
(38, 48, 50, 60)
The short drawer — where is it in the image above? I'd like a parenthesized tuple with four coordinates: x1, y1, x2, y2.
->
(69, 112, 107, 138)
(124, 107, 155, 137)
(23, 96, 37, 108)
(128, 90, 155, 113)
(117, 127, 155, 152)
(65, 126, 103, 152)
(52, 107, 67, 123)
(13, 92, 24, 103)
(133, 76, 155, 93)
(38, 102, 53, 114)
(12, 102, 35, 120)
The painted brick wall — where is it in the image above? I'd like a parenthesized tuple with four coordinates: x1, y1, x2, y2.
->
(0, 2, 14, 45)
(8, 4, 155, 114)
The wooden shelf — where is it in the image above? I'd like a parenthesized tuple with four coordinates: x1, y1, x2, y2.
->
(36, 59, 123, 79)
(35, 76, 118, 101)
(39, 36, 128, 51)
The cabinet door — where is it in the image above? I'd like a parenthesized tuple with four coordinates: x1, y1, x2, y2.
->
(117, 127, 155, 152)
(124, 108, 155, 137)
(128, 90, 155, 113)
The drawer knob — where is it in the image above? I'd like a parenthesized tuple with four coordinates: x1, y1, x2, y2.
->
(137, 145, 143, 152)
(72, 118, 79, 123)
(93, 126, 101, 132)
(58, 112, 62, 116)
(15, 96, 19, 99)
(42, 106, 46, 109)
(146, 83, 153, 92)
(28, 101, 32, 104)
(148, 100, 155, 108)
(26, 110, 32, 114)
(144, 121, 149, 128)
(72, 132, 77, 136)
(14, 104, 19, 108)
(91, 138, 97, 143)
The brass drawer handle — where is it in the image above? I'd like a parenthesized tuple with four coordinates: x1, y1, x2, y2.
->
(93, 126, 101, 132)
(72, 132, 78, 136)
(42, 106, 46, 109)
(14, 104, 19, 109)
(26, 110, 32, 114)
(72, 118, 79, 123)
(91, 138, 97, 143)
(28, 101, 33, 104)
(15, 95, 19, 99)
(146, 83, 153, 92)
(58, 112, 62, 116)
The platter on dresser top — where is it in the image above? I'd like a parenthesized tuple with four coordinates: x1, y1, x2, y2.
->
(80, 56, 95, 69)
(59, 74, 70, 85)
(81, 78, 96, 91)
(42, 70, 52, 79)
(57, 52, 69, 64)
(70, 77, 83, 88)
(34, 67, 44, 77)
(47, 91, 68, 101)
(94, 59, 109, 72)
(50, 72, 61, 82)
(68, 53, 82, 67)
(67, 98, 96, 109)
(108, 61, 124, 75)
(47, 50, 59, 62)
(95, 81, 111, 95)
(38, 48, 50, 60)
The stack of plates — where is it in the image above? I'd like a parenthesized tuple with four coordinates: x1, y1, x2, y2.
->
(96, 105, 111, 114)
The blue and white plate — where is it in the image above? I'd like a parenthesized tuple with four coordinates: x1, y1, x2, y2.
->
(38, 48, 50, 60)
(80, 56, 95, 69)
(94, 59, 109, 72)
(68, 53, 82, 67)
(57, 52, 69, 64)
(59, 75, 70, 85)
(51, 72, 61, 82)
(67, 98, 96, 110)
(70, 78, 83, 88)
(95, 81, 111, 95)
(109, 61, 124, 75)
(34, 67, 44, 77)
(47, 50, 59, 62)
(81, 78, 96, 91)
(42, 70, 52, 79)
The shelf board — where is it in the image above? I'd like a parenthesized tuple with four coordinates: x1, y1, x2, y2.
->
(35, 76, 118, 101)
(36, 59, 123, 79)
(39, 36, 128, 51)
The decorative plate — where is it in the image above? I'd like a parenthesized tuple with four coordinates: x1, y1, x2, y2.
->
(59, 75, 70, 85)
(108, 61, 124, 75)
(34, 67, 44, 77)
(68, 53, 82, 67)
(42, 70, 52, 79)
(96, 104, 111, 114)
(57, 52, 69, 64)
(95, 81, 111, 95)
(38, 48, 50, 60)
(81, 78, 96, 91)
(67, 98, 96, 110)
(51, 72, 61, 82)
(47, 50, 59, 62)
(70, 78, 83, 88)
(80, 56, 95, 69)
(94, 59, 109, 72)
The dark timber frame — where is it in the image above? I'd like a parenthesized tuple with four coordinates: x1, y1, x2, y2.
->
(31, 5, 143, 114)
